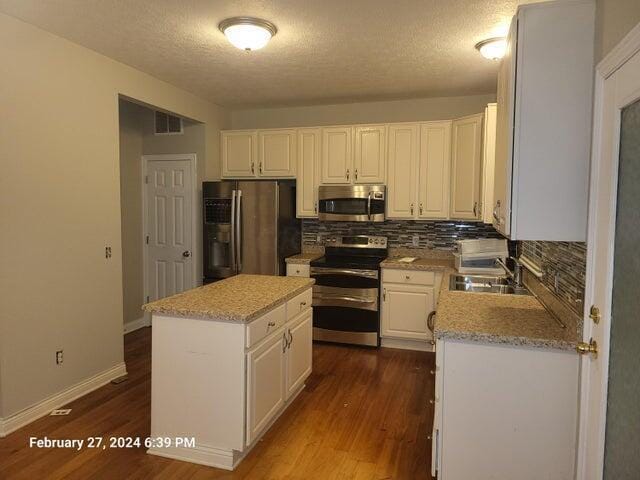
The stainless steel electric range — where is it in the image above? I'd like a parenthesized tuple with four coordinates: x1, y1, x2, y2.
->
(310, 235, 388, 347)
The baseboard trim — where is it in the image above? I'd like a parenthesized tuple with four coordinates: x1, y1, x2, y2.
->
(148, 443, 245, 470)
(381, 337, 434, 352)
(0, 362, 127, 438)
(124, 315, 151, 335)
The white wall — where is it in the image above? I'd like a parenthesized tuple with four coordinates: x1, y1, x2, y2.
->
(0, 12, 229, 420)
(595, 0, 640, 61)
(230, 94, 496, 129)
(119, 101, 146, 326)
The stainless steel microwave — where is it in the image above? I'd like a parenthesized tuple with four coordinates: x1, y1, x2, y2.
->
(318, 185, 385, 222)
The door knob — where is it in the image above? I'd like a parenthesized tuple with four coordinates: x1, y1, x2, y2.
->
(576, 338, 598, 359)
(589, 305, 601, 324)
(182, 250, 191, 258)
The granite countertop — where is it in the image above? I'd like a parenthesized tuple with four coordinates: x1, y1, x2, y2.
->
(285, 252, 323, 264)
(381, 257, 455, 271)
(434, 271, 578, 351)
(142, 274, 315, 322)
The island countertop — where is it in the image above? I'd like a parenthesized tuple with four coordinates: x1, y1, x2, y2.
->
(143, 274, 315, 322)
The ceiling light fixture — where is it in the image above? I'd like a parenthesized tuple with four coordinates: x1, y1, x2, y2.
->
(475, 37, 507, 60)
(219, 17, 277, 51)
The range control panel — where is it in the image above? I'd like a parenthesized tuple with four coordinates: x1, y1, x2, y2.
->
(324, 235, 387, 249)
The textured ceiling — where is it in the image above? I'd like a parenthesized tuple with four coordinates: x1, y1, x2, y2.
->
(0, 0, 539, 107)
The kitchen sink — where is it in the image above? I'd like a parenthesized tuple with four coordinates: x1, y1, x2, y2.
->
(449, 274, 532, 296)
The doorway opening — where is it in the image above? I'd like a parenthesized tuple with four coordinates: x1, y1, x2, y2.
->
(118, 98, 205, 334)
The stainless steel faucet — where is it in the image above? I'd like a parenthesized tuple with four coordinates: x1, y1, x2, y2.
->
(496, 257, 524, 287)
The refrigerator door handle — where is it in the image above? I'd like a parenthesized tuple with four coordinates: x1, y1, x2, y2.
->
(230, 190, 237, 273)
(236, 189, 243, 272)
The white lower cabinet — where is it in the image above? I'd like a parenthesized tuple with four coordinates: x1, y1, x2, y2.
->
(432, 338, 579, 479)
(246, 330, 286, 445)
(381, 268, 442, 349)
(285, 309, 313, 399)
(382, 284, 434, 340)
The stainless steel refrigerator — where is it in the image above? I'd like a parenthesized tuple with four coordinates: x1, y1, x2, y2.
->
(203, 181, 301, 283)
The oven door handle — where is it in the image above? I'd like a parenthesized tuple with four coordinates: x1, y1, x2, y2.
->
(311, 268, 378, 279)
(367, 192, 372, 221)
(314, 295, 376, 304)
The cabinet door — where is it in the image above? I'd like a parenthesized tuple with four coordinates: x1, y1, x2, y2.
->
(450, 114, 483, 220)
(285, 309, 313, 400)
(386, 124, 419, 219)
(493, 18, 517, 236)
(354, 125, 386, 184)
(321, 127, 352, 184)
(246, 331, 286, 445)
(418, 121, 451, 219)
(481, 103, 498, 224)
(221, 131, 257, 178)
(258, 129, 297, 178)
(381, 283, 434, 340)
(296, 128, 321, 217)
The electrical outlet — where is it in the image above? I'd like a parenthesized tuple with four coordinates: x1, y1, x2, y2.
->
(105, 246, 112, 259)
(412, 235, 420, 247)
(56, 350, 63, 365)
(316, 234, 322, 244)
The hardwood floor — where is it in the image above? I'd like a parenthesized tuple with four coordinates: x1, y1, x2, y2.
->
(0, 328, 435, 479)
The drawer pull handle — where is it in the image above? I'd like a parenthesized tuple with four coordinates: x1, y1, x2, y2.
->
(300, 301, 307, 307)
(267, 321, 276, 327)
(405, 275, 411, 280)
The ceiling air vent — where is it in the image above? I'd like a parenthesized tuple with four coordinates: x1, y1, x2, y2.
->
(155, 111, 183, 135)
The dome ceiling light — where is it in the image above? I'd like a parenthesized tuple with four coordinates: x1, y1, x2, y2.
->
(475, 37, 507, 60)
(219, 17, 277, 51)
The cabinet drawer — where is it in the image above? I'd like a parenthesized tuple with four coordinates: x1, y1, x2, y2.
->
(246, 304, 286, 349)
(383, 269, 435, 285)
(286, 288, 312, 322)
(286, 264, 310, 277)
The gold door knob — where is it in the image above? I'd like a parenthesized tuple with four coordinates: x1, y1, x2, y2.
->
(589, 305, 601, 324)
(576, 338, 598, 359)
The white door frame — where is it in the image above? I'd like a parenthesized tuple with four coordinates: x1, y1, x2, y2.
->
(142, 153, 198, 309)
(576, 22, 640, 479)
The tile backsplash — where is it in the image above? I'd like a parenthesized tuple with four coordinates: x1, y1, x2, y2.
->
(519, 241, 587, 316)
(302, 219, 503, 250)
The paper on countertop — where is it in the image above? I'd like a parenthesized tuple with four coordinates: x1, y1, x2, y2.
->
(397, 257, 418, 263)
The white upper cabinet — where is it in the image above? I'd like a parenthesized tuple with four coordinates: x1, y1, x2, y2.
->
(450, 113, 483, 220)
(354, 125, 386, 184)
(221, 131, 257, 178)
(481, 103, 497, 224)
(296, 128, 321, 218)
(321, 127, 352, 184)
(493, 1, 594, 240)
(387, 124, 419, 219)
(418, 121, 451, 219)
(258, 129, 297, 178)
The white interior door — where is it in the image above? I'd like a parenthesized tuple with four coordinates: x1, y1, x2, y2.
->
(146, 157, 194, 301)
(577, 35, 640, 479)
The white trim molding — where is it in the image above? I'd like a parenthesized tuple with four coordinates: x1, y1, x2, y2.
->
(148, 443, 247, 471)
(575, 18, 640, 480)
(597, 20, 640, 79)
(123, 314, 151, 335)
(381, 338, 434, 352)
(0, 363, 127, 438)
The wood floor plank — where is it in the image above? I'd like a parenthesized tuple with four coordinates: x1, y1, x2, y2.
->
(0, 328, 435, 479)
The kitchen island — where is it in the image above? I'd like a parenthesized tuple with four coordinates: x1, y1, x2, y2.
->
(143, 274, 314, 470)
